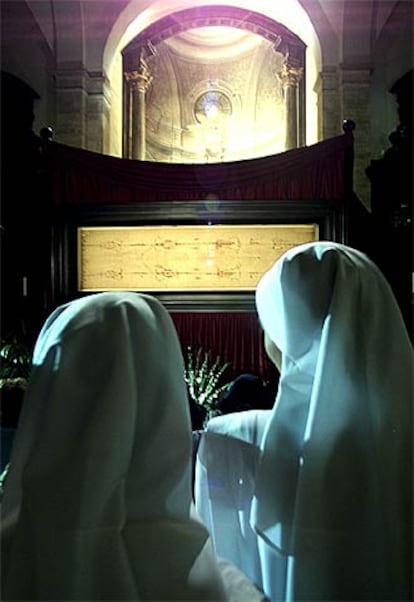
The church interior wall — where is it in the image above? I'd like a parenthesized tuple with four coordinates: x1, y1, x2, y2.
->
(2, 0, 412, 159)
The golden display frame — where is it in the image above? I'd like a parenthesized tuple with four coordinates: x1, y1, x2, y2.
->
(78, 223, 319, 292)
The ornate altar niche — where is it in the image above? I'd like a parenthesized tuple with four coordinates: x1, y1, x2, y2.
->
(122, 6, 306, 163)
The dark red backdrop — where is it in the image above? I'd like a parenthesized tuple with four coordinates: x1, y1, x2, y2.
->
(170, 311, 277, 385)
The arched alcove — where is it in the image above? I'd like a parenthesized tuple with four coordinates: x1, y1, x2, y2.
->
(122, 7, 306, 162)
(104, 0, 321, 158)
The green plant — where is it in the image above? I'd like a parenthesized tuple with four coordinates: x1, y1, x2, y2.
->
(0, 338, 32, 386)
(184, 346, 232, 426)
(0, 339, 32, 489)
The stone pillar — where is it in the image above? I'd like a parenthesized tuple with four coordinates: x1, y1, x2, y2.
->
(124, 54, 152, 160)
(54, 64, 111, 153)
(85, 71, 111, 154)
(278, 61, 303, 150)
(54, 63, 88, 148)
(314, 66, 341, 140)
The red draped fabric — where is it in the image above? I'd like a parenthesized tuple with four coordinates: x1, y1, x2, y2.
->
(170, 312, 277, 385)
(49, 132, 352, 204)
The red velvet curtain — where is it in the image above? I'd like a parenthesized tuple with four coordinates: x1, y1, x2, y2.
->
(170, 311, 277, 385)
(48, 132, 352, 204)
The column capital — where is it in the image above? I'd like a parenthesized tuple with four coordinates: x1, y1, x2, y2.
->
(278, 62, 303, 87)
(124, 53, 152, 92)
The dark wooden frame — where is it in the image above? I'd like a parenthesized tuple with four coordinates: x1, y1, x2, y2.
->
(51, 198, 345, 311)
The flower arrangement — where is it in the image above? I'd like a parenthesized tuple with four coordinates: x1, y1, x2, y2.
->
(184, 346, 232, 427)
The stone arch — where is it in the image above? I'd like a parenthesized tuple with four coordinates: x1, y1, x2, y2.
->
(122, 6, 305, 62)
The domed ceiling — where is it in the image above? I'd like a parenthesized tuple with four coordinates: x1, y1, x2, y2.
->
(144, 27, 285, 162)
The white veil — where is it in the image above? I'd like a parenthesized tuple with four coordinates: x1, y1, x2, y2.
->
(1, 292, 228, 601)
(252, 242, 412, 599)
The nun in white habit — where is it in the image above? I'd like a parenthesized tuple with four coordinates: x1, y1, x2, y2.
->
(253, 241, 413, 600)
(0, 292, 239, 601)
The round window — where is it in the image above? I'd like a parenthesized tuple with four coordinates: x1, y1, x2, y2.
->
(194, 90, 232, 122)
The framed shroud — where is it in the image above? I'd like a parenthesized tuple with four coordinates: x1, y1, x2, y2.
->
(52, 198, 344, 311)
(77, 224, 318, 292)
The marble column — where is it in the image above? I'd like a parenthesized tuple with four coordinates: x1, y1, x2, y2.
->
(278, 62, 303, 150)
(124, 54, 152, 160)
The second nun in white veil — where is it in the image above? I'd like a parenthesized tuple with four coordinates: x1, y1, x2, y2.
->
(253, 241, 412, 600)
(1, 292, 229, 601)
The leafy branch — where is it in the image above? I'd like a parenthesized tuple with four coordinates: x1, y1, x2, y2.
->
(184, 346, 232, 420)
